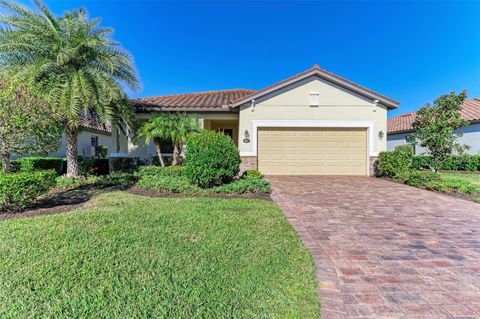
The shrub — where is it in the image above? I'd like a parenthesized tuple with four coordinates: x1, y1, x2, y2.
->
(0, 170, 57, 211)
(13, 157, 64, 175)
(242, 169, 263, 179)
(212, 177, 271, 194)
(95, 172, 137, 188)
(79, 157, 109, 176)
(403, 171, 442, 188)
(109, 157, 145, 173)
(184, 131, 240, 187)
(411, 154, 480, 171)
(138, 165, 184, 178)
(377, 145, 413, 178)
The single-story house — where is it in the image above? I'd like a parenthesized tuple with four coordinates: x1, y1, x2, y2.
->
(387, 98, 480, 154)
(114, 65, 399, 176)
(49, 118, 114, 158)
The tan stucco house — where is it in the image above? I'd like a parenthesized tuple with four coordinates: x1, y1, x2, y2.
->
(114, 65, 399, 176)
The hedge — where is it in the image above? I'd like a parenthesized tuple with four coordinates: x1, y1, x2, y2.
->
(411, 154, 480, 171)
(377, 145, 413, 178)
(12, 157, 64, 175)
(109, 157, 146, 173)
(0, 170, 57, 211)
(79, 157, 109, 176)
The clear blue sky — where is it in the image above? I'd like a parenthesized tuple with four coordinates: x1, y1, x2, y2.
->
(14, 1, 480, 117)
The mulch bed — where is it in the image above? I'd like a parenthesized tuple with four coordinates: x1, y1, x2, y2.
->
(127, 186, 272, 201)
(0, 185, 272, 222)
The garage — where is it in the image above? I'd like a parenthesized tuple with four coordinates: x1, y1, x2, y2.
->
(257, 127, 368, 175)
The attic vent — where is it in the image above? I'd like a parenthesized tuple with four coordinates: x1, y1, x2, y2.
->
(310, 92, 319, 107)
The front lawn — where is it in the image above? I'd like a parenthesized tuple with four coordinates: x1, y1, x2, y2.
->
(438, 172, 480, 202)
(0, 192, 319, 318)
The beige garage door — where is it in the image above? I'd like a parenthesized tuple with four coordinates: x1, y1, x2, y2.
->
(257, 127, 367, 175)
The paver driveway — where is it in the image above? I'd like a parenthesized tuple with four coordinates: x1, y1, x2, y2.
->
(269, 176, 480, 319)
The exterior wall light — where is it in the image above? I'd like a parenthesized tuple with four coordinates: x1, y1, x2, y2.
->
(378, 130, 384, 139)
(243, 130, 250, 143)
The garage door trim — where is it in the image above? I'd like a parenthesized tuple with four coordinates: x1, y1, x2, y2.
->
(241, 120, 375, 175)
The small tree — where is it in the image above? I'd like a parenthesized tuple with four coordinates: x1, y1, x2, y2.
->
(136, 112, 200, 167)
(169, 113, 200, 166)
(412, 91, 470, 172)
(136, 113, 171, 167)
(0, 73, 62, 173)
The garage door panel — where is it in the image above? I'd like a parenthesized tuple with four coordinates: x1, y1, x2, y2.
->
(258, 127, 367, 176)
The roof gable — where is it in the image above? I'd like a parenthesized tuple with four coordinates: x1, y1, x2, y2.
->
(230, 65, 399, 109)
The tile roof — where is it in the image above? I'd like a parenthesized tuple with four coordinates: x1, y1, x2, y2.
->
(388, 98, 480, 134)
(80, 117, 111, 134)
(132, 89, 256, 112)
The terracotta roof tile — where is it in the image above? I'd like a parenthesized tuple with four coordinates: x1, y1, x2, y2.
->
(132, 89, 256, 112)
(388, 99, 480, 134)
(80, 117, 111, 134)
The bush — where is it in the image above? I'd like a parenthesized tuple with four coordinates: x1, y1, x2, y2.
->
(212, 177, 271, 194)
(137, 174, 197, 194)
(242, 169, 263, 179)
(138, 165, 184, 178)
(0, 170, 57, 211)
(377, 145, 413, 178)
(79, 157, 109, 176)
(13, 157, 64, 175)
(184, 131, 240, 187)
(109, 157, 145, 173)
(403, 171, 442, 188)
(411, 154, 480, 171)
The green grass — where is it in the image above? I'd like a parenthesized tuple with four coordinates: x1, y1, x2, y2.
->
(438, 172, 480, 202)
(0, 192, 319, 318)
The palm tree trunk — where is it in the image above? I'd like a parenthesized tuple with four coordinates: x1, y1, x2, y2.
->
(65, 127, 81, 177)
(154, 137, 165, 167)
(1, 152, 11, 174)
(172, 143, 182, 166)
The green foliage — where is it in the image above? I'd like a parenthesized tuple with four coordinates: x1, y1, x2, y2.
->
(94, 146, 108, 159)
(109, 157, 145, 173)
(412, 91, 470, 171)
(0, 170, 56, 211)
(136, 165, 270, 195)
(138, 165, 184, 177)
(136, 112, 200, 166)
(0, 1, 139, 176)
(14, 157, 64, 175)
(402, 170, 442, 188)
(55, 172, 136, 190)
(184, 131, 240, 187)
(0, 192, 319, 318)
(242, 169, 263, 179)
(0, 72, 62, 173)
(377, 145, 414, 178)
(411, 155, 480, 171)
(79, 157, 109, 176)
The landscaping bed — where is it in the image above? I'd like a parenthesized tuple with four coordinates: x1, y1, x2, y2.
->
(0, 191, 319, 318)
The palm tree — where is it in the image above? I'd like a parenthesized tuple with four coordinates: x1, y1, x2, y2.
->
(169, 112, 200, 165)
(136, 113, 171, 167)
(137, 112, 200, 167)
(0, 0, 139, 177)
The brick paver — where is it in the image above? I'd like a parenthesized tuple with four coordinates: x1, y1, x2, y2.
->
(269, 176, 480, 319)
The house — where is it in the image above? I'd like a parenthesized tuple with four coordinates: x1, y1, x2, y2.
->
(49, 118, 114, 158)
(114, 65, 399, 176)
(387, 98, 480, 154)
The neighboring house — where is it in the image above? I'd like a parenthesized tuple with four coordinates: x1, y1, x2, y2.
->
(114, 65, 399, 176)
(387, 98, 480, 154)
(49, 118, 113, 158)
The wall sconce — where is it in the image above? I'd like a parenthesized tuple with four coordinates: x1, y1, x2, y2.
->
(378, 130, 384, 140)
(243, 130, 250, 143)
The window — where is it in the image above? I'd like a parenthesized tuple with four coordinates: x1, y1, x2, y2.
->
(91, 136, 99, 147)
(309, 92, 319, 107)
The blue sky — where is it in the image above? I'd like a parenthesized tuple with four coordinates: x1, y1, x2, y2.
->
(13, 1, 480, 117)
